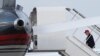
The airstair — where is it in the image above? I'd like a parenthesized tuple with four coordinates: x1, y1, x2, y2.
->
(63, 36, 99, 56)
(52, 8, 100, 56)
(67, 8, 100, 53)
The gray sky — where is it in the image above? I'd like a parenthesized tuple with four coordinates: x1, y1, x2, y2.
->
(16, 0, 100, 56)
(17, 0, 100, 18)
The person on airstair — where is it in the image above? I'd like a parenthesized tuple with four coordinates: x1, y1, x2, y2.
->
(84, 30, 95, 49)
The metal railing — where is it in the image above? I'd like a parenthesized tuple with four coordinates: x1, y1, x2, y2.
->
(66, 8, 100, 43)
(66, 36, 99, 56)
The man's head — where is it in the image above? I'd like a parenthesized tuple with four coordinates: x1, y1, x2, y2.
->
(84, 30, 90, 36)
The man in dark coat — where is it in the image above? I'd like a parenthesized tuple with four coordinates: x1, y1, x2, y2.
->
(84, 30, 95, 49)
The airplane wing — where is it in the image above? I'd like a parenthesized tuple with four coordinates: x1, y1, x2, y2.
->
(33, 16, 100, 35)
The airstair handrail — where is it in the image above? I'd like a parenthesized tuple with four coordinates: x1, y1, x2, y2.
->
(73, 36, 99, 55)
(68, 9, 100, 43)
(66, 36, 91, 56)
(66, 36, 99, 56)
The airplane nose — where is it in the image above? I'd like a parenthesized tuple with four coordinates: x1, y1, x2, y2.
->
(14, 19, 24, 29)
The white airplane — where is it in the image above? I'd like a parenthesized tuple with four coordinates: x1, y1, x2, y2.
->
(30, 7, 100, 56)
(0, 0, 100, 56)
